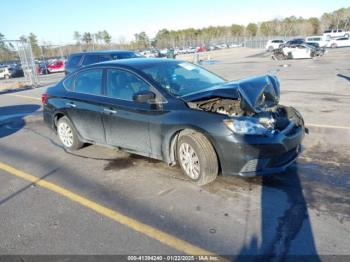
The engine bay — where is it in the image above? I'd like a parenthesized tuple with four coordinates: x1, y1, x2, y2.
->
(187, 97, 304, 132)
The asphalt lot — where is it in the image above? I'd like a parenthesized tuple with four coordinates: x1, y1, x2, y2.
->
(0, 73, 64, 93)
(0, 48, 349, 257)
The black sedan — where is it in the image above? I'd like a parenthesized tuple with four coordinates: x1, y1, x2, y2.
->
(43, 59, 306, 185)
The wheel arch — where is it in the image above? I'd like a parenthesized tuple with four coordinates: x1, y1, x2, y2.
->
(162, 126, 222, 172)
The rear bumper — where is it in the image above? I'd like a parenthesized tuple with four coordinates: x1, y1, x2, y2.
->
(214, 124, 305, 177)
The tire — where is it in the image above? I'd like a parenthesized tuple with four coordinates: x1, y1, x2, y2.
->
(331, 43, 337, 48)
(57, 116, 83, 150)
(177, 130, 218, 186)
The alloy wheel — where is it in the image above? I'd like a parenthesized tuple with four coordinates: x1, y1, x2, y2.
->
(58, 122, 74, 147)
(179, 142, 201, 179)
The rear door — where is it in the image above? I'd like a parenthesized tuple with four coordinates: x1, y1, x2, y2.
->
(64, 68, 106, 144)
(101, 68, 162, 155)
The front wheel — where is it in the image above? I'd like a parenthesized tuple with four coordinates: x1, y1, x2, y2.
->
(57, 116, 83, 150)
(177, 130, 218, 186)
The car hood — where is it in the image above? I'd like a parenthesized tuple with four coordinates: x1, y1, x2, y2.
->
(181, 74, 280, 113)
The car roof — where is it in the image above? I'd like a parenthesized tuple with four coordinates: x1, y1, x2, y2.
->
(70, 50, 137, 56)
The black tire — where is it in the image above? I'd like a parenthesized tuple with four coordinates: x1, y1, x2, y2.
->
(177, 130, 218, 186)
(57, 116, 83, 151)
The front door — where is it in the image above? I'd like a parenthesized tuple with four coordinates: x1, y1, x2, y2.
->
(101, 68, 161, 155)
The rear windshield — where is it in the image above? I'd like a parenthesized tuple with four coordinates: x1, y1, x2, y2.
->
(111, 52, 142, 60)
(67, 55, 83, 67)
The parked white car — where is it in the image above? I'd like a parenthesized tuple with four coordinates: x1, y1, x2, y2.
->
(323, 29, 350, 39)
(305, 36, 328, 47)
(282, 44, 314, 59)
(0, 67, 11, 79)
(265, 39, 285, 51)
(327, 37, 350, 48)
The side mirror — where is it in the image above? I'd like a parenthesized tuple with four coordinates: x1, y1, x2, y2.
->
(133, 90, 156, 103)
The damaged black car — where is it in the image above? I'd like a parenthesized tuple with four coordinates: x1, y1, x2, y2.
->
(43, 59, 306, 185)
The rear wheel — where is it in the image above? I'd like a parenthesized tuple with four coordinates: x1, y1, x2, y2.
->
(177, 130, 218, 186)
(57, 116, 83, 150)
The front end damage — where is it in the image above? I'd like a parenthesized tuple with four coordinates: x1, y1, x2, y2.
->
(184, 75, 307, 176)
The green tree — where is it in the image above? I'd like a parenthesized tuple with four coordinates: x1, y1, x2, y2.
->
(28, 33, 40, 57)
(230, 24, 244, 36)
(308, 17, 320, 34)
(73, 31, 81, 44)
(134, 32, 149, 50)
(102, 30, 112, 44)
(246, 23, 258, 36)
(82, 32, 93, 44)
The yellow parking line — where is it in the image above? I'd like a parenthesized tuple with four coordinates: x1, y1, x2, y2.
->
(307, 123, 350, 130)
(4, 94, 41, 101)
(0, 161, 217, 256)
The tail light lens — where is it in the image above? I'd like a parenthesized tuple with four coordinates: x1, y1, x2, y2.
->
(41, 93, 48, 105)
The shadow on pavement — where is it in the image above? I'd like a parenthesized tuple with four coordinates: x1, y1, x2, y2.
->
(0, 167, 60, 206)
(237, 164, 320, 261)
(0, 104, 40, 139)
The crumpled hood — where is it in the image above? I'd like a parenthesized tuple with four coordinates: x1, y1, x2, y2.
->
(182, 74, 280, 113)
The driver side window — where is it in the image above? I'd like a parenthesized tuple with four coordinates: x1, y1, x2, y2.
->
(106, 69, 150, 101)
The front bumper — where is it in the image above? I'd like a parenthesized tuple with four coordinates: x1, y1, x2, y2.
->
(214, 124, 305, 177)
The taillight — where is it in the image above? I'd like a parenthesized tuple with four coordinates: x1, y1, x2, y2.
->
(41, 93, 48, 105)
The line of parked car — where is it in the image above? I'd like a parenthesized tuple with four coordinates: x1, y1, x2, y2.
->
(266, 29, 350, 60)
(0, 64, 24, 80)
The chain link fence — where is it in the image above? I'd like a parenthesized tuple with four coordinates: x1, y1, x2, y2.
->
(1, 40, 39, 87)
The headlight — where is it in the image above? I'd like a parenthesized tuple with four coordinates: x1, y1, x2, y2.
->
(223, 119, 271, 135)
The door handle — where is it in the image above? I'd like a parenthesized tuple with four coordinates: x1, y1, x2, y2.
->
(66, 102, 76, 108)
(104, 108, 117, 114)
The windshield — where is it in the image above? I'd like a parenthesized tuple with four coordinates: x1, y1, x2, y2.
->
(140, 62, 225, 96)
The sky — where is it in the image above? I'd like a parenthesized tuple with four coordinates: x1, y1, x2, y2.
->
(2, 0, 349, 44)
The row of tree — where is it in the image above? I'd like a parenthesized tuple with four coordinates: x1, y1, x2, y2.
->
(0, 7, 349, 62)
(151, 7, 350, 48)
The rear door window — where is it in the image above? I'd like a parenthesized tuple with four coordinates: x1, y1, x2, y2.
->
(74, 69, 103, 95)
(82, 55, 99, 66)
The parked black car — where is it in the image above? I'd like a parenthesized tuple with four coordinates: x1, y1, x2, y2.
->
(305, 42, 326, 56)
(65, 50, 143, 75)
(7, 65, 24, 78)
(43, 59, 306, 185)
(284, 38, 305, 46)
